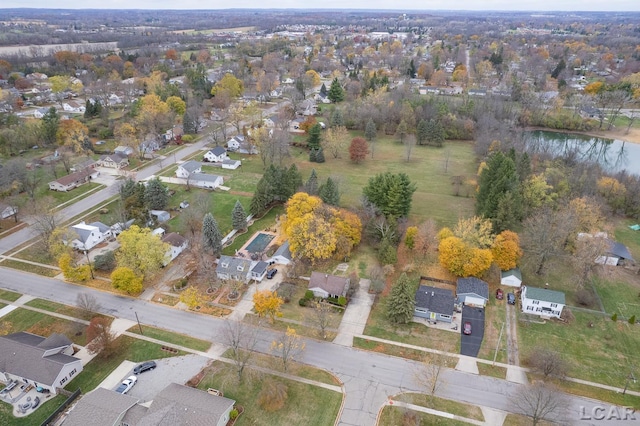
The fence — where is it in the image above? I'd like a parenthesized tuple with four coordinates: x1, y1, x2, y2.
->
(40, 388, 81, 426)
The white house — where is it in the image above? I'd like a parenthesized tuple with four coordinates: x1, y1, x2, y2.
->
(190, 173, 223, 190)
(456, 277, 489, 307)
(250, 261, 268, 282)
(221, 159, 241, 170)
(71, 221, 111, 251)
(176, 160, 202, 178)
(33, 107, 51, 119)
(521, 286, 565, 319)
(308, 272, 350, 299)
(500, 268, 522, 287)
(269, 241, 292, 265)
(114, 145, 135, 156)
(162, 232, 188, 265)
(0, 202, 18, 220)
(203, 146, 229, 163)
(62, 101, 85, 114)
(226, 135, 246, 152)
(0, 332, 83, 395)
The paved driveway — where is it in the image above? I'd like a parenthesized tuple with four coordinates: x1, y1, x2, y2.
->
(460, 305, 485, 357)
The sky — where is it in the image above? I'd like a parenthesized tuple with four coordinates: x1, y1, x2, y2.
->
(2, 0, 639, 12)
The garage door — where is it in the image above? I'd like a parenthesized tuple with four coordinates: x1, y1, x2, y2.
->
(464, 296, 486, 307)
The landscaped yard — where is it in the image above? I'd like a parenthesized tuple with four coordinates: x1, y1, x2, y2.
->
(196, 361, 342, 426)
(127, 325, 212, 352)
(477, 295, 507, 363)
(0, 394, 67, 426)
(222, 205, 284, 255)
(0, 308, 88, 345)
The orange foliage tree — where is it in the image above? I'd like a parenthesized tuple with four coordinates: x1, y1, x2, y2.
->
(491, 230, 523, 271)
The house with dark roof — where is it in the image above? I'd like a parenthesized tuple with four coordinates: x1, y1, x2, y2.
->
(162, 232, 188, 265)
(203, 146, 229, 163)
(414, 285, 455, 323)
(521, 286, 565, 319)
(0, 202, 18, 220)
(456, 277, 489, 307)
(500, 268, 522, 287)
(598, 239, 636, 266)
(49, 168, 100, 192)
(308, 272, 350, 299)
(269, 241, 292, 265)
(70, 221, 111, 251)
(176, 160, 202, 178)
(251, 261, 268, 281)
(62, 383, 235, 426)
(216, 255, 253, 283)
(0, 332, 82, 395)
(97, 153, 129, 169)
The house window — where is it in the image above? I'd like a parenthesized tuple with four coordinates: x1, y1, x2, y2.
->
(69, 369, 77, 377)
(532, 300, 539, 305)
(440, 315, 451, 319)
(551, 303, 557, 308)
(60, 377, 67, 385)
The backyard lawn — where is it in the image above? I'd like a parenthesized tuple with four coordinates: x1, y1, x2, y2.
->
(0, 394, 67, 426)
(0, 308, 88, 345)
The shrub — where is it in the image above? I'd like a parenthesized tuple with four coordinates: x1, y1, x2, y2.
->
(630, 315, 636, 325)
(182, 134, 194, 143)
(94, 251, 116, 271)
(298, 298, 307, 307)
(611, 313, 618, 322)
(575, 289, 595, 308)
(304, 290, 315, 300)
(230, 408, 239, 420)
(338, 296, 347, 306)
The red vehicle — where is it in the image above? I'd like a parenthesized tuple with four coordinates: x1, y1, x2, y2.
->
(463, 321, 472, 335)
(496, 288, 504, 300)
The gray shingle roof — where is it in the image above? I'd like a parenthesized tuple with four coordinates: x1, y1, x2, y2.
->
(524, 286, 566, 305)
(607, 239, 635, 262)
(273, 241, 292, 260)
(162, 232, 187, 247)
(251, 261, 268, 275)
(456, 277, 489, 300)
(191, 173, 222, 183)
(216, 255, 251, 276)
(180, 160, 201, 174)
(309, 272, 349, 296)
(62, 387, 139, 426)
(209, 146, 226, 156)
(414, 285, 455, 316)
(88, 222, 111, 234)
(100, 153, 128, 163)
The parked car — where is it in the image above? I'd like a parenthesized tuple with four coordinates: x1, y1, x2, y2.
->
(115, 376, 137, 394)
(133, 361, 157, 375)
(507, 292, 516, 305)
(463, 321, 472, 335)
(266, 268, 278, 279)
(496, 288, 504, 300)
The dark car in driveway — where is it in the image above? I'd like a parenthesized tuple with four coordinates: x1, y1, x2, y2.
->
(134, 361, 157, 375)
(266, 269, 278, 279)
(507, 292, 516, 305)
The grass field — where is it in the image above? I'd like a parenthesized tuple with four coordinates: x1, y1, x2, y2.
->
(197, 362, 342, 426)
(0, 308, 88, 345)
(127, 325, 211, 352)
(477, 296, 507, 363)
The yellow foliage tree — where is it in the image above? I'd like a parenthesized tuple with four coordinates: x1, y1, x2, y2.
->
(253, 290, 283, 323)
(330, 208, 362, 260)
(288, 214, 337, 263)
(439, 236, 493, 277)
(569, 197, 605, 233)
(111, 266, 143, 294)
(283, 192, 323, 236)
(453, 216, 494, 249)
(405, 226, 418, 250)
(463, 248, 493, 277)
(135, 94, 170, 136)
(56, 119, 89, 153)
(180, 286, 204, 310)
(491, 230, 523, 271)
(305, 70, 321, 87)
(58, 253, 91, 282)
(437, 227, 454, 241)
(585, 81, 604, 95)
(115, 225, 169, 280)
(211, 73, 244, 97)
(166, 95, 186, 116)
(597, 176, 627, 212)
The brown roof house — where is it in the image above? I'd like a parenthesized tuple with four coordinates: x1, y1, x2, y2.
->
(49, 168, 99, 192)
(0, 332, 82, 395)
(308, 272, 350, 299)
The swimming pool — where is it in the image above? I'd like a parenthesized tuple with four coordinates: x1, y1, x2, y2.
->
(244, 232, 275, 254)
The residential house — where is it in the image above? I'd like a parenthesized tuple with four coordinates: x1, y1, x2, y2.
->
(62, 101, 85, 114)
(269, 241, 292, 265)
(108, 93, 122, 106)
(189, 173, 223, 189)
(162, 232, 188, 265)
(521, 286, 565, 319)
(176, 160, 202, 178)
(62, 383, 235, 426)
(70, 159, 96, 173)
(468, 89, 487, 97)
(222, 159, 241, 170)
(0, 332, 83, 395)
(33, 107, 51, 119)
(97, 153, 129, 169)
(314, 92, 331, 104)
(251, 261, 268, 282)
(0, 202, 18, 220)
(71, 221, 111, 251)
(419, 86, 441, 95)
(456, 277, 489, 307)
(48, 168, 100, 192)
(414, 285, 455, 323)
(500, 268, 522, 287)
(149, 210, 170, 223)
(308, 272, 350, 299)
(226, 135, 257, 154)
(204, 146, 229, 163)
(216, 255, 252, 283)
(114, 146, 134, 157)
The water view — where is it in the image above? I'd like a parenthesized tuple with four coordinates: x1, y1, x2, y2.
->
(524, 130, 640, 176)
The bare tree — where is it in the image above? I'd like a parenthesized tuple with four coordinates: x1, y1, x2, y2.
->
(312, 301, 333, 340)
(86, 317, 117, 357)
(571, 235, 610, 289)
(414, 350, 450, 397)
(404, 134, 416, 162)
(76, 293, 102, 320)
(511, 382, 568, 426)
(30, 198, 60, 253)
(271, 326, 305, 372)
(526, 348, 569, 380)
(221, 320, 259, 382)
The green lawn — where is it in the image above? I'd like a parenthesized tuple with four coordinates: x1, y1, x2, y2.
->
(379, 405, 471, 426)
(24, 298, 110, 321)
(0, 289, 21, 302)
(477, 363, 507, 379)
(518, 310, 640, 393)
(0, 308, 88, 345)
(48, 182, 104, 207)
(0, 394, 67, 426)
(127, 325, 211, 352)
(594, 277, 640, 319)
(197, 362, 342, 426)
(65, 335, 187, 394)
(0, 259, 59, 277)
(393, 393, 484, 421)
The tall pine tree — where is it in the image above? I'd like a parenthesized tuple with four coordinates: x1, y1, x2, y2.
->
(386, 273, 416, 324)
(305, 169, 319, 195)
(144, 177, 169, 210)
(202, 213, 223, 255)
(330, 108, 344, 127)
(307, 124, 322, 150)
(327, 78, 345, 103)
(232, 200, 248, 230)
(318, 177, 340, 206)
(364, 118, 377, 141)
(476, 151, 518, 222)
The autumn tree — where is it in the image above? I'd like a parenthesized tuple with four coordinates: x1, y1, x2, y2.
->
(405, 226, 418, 250)
(111, 266, 143, 294)
(362, 172, 417, 219)
(253, 290, 284, 323)
(134, 94, 171, 137)
(221, 320, 259, 382)
(115, 225, 168, 279)
(349, 137, 369, 164)
(202, 213, 223, 255)
(232, 200, 248, 231)
(56, 119, 90, 153)
(86, 317, 116, 357)
(166, 95, 186, 116)
(438, 235, 493, 277)
(211, 73, 244, 98)
(597, 176, 627, 213)
(386, 273, 416, 324)
(59, 253, 92, 282)
(453, 216, 495, 249)
(180, 286, 204, 310)
(323, 125, 348, 159)
(491, 230, 523, 271)
(271, 326, 305, 372)
(49, 75, 83, 105)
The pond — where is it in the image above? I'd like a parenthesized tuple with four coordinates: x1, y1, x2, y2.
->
(524, 130, 640, 176)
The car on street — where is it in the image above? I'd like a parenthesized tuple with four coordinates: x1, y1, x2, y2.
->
(463, 321, 472, 335)
(496, 288, 504, 300)
(133, 361, 157, 375)
(507, 292, 516, 305)
(115, 376, 137, 394)
(266, 268, 278, 279)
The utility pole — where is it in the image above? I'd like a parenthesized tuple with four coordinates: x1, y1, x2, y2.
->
(135, 311, 143, 335)
(493, 321, 505, 366)
(623, 370, 636, 395)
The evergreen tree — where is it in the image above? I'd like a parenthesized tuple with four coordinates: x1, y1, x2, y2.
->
(250, 165, 302, 216)
(330, 108, 344, 127)
(305, 169, 319, 195)
(309, 149, 317, 163)
(364, 118, 377, 141)
(327, 78, 345, 103)
(425, 119, 445, 147)
(144, 177, 169, 210)
(120, 179, 147, 224)
(320, 83, 327, 96)
(285, 164, 303, 197)
(41, 107, 59, 146)
(407, 59, 417, 78)
(315, 147, 325, 163)
(493, 190, 524, 232)
(416, 119, 428, 145)
(232, 200, 248, 230)
(476, 151, 519, 221)
(202, 213, 222, 255)
(307, 123, 322, 150)
(183, 110, 196, 134)
(386, 273, 416, 324)
(363, 172, 417, 219)
(551, 59, 566, 79)
(318, 177, 340, 206)
(250, 178, 271, 216)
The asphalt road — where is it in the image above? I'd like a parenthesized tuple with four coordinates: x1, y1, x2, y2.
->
(460, 305, 485, 357)
(0, 267, 636, 425)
